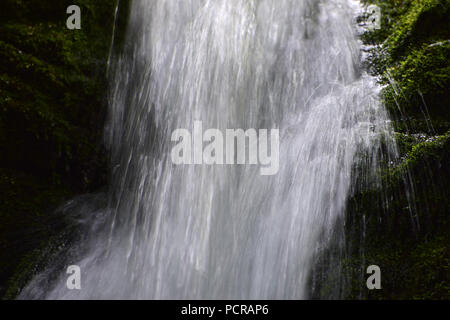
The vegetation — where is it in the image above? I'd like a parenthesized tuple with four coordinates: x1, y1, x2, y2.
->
(341, 0, 450, 299)
(0, 0, 118, 297)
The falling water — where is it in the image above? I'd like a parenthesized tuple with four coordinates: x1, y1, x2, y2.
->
(21, 0, 395, 299)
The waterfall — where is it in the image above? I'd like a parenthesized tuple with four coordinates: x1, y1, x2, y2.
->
(20, 0, 395, 299)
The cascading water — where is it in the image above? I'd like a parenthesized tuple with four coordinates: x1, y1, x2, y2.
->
(20, 0, 396, 299)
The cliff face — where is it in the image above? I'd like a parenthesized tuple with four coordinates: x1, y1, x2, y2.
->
(313, 0, 449, 299)
(0, 0, 119, 297)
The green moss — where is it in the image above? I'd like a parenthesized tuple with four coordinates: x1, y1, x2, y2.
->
(383, 42, 450, 127)
(389, 130, 449, 179)
(362, 0, 450, 133)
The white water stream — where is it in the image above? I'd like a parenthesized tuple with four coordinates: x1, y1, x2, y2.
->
(21, 0, 395, 299)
